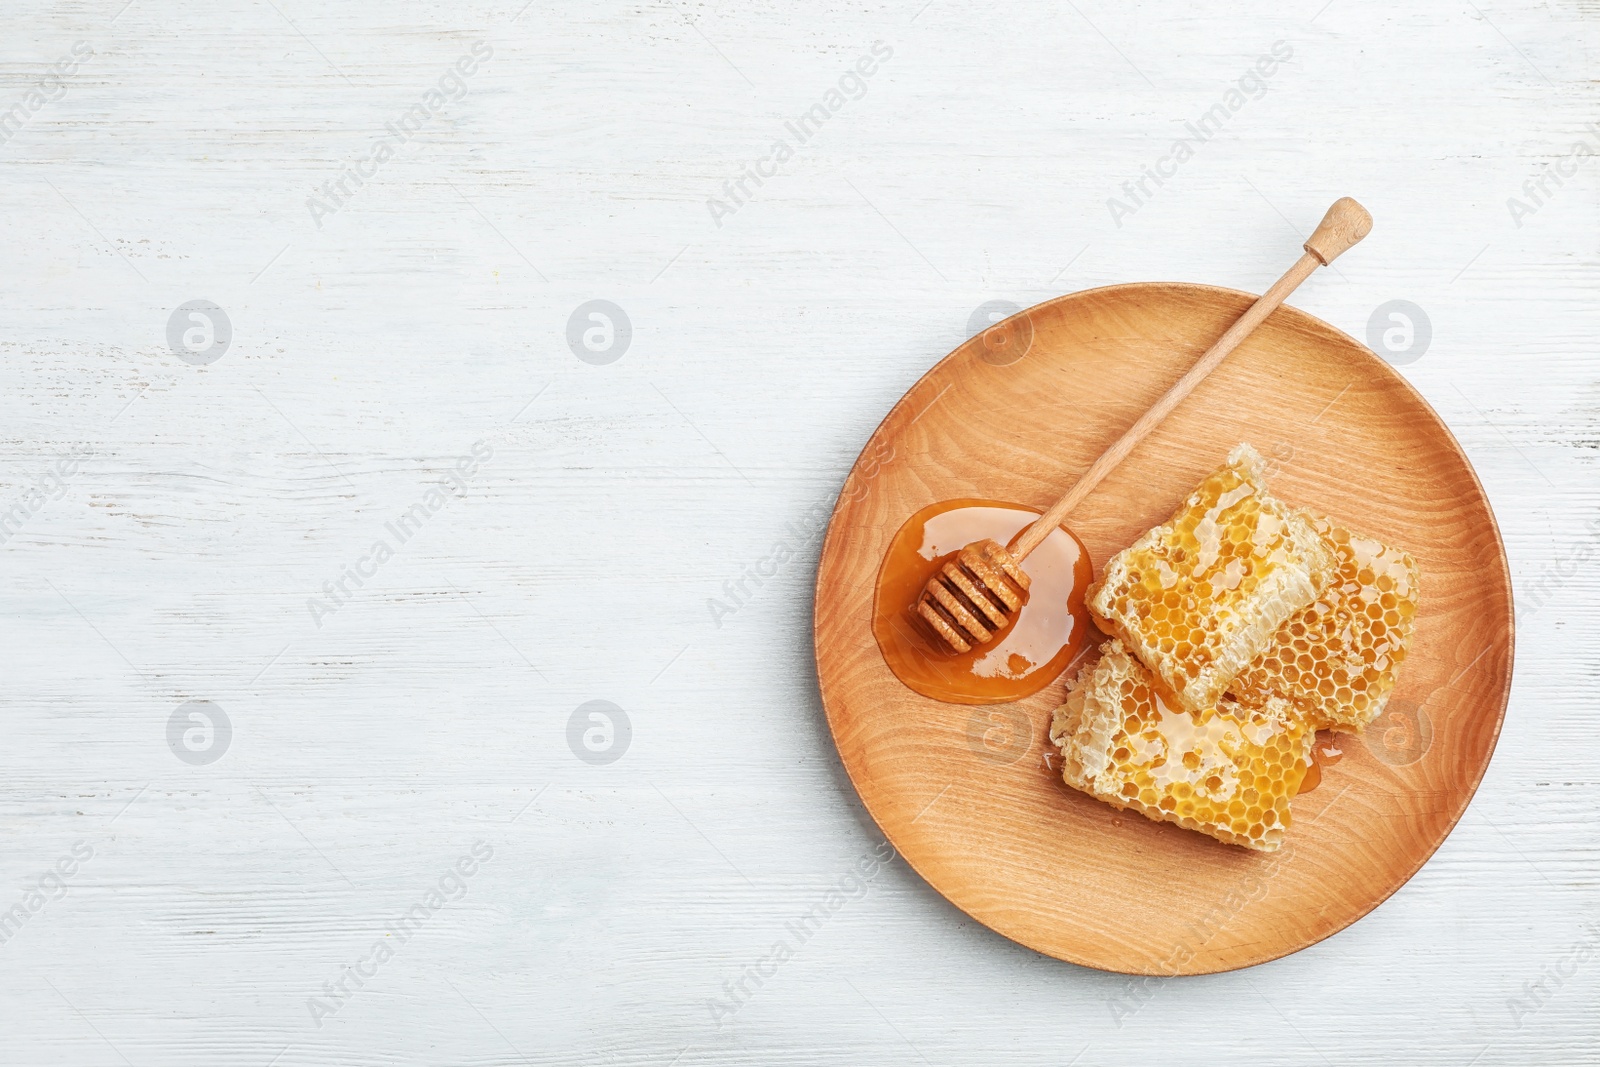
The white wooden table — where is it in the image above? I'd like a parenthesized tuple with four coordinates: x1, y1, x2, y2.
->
(1, 1, 1595, 1063)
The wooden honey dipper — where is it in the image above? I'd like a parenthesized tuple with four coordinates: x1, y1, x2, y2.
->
(916, 196, 1374, 654)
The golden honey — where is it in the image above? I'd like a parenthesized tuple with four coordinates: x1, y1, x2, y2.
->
(873, 499, 1095, 705)
(1297, 730, 1346, 794)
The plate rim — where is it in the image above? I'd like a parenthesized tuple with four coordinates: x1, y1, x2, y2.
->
(812, 280, 1516, 975)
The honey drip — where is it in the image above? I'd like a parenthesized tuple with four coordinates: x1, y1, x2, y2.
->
(873, 499, 1095, 705)
(1297, 730, 1346, 794)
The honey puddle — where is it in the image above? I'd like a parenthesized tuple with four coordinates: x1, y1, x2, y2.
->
(873, 499, 1096, 705)
(1298, 730, 1345, 793)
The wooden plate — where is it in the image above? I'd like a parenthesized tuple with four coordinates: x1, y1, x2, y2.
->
(813, 282, 1513, 975)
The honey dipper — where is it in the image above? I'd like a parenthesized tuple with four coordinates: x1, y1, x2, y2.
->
(916, 196, 1373, 654)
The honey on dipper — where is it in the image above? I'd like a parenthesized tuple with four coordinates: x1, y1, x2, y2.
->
(872, 499, 1094, 705)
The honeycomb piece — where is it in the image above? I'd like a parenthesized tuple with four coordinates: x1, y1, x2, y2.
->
(1086, 444, 1334, 712)
(1050, 641, 1313, 852)
(1229, 514, 1420, 731)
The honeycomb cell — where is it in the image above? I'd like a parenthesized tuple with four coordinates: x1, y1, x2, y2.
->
(1049, 641, 1313, 852)
(1085, 445, 1336, 712)
(1229, 513, 1421, 731)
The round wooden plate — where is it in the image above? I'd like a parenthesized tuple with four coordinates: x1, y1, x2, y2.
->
(813, 282, 1513, 975)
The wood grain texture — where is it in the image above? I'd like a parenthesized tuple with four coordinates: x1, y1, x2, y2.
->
(1010, 226, 1331, 563)
(0, 0, 1595, 1063)
(815, 281, 1513, 974)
